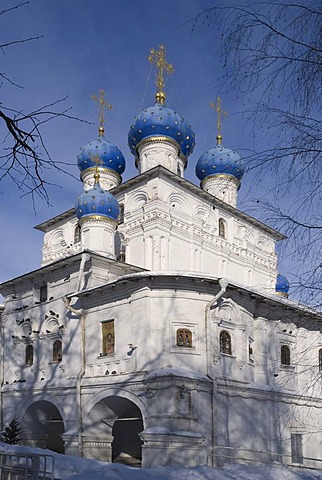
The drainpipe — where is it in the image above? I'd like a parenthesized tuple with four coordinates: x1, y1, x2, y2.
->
(0, 304, 5, 430)
(63, 252, 90, 456)
(205, 278, 229, 368)
(64, 296, 85, 457)
(205, 278, 228, 467)
(76, 253, 91, 292)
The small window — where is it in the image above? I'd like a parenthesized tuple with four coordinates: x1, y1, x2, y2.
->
(118, 204, 124, 224)
(220, 330, 232, 355)
(53, 340, 62, 362)
(74, 224, 81, 244)
(219, 218, 226, 239)
(291, 433, 303, 464)
(39, 284, 48, 303)
(115, 233, 126, 262)
(102, 320, 115, 355)
(249, 344, 254, 362)
(281, 345, 291, 365)
(25, 345, 33, 367)
(319, 349, 322, 371)
(176, 329, 192, 347)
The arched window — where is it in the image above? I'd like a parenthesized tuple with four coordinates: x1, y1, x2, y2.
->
(220, 331, 232, 355)
(319, 349, 322, 371)
(53, 340, 62, 363)
(291, 434, 303, 464)
(39, 284, 48, 303)
(176, 329, 192, 347)
(25, 345, 33, 367)
(74, 224, 81, 244)
(115, 233, 126, 262)
(281, 345, 290, 365)
(219, 218, 226, 239)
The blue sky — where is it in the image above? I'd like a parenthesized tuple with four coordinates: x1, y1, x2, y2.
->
(1, 0, 287, 284)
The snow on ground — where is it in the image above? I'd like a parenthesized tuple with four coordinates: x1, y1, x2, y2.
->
(0, 442, 321, 480)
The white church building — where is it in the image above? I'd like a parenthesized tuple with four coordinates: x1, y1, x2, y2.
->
(1, 46, 322, 469)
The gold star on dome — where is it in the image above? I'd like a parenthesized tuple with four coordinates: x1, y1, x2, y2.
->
(148, 44, 174, 105)
(210, 97, 228, 145)
(91, 89, 112, 136)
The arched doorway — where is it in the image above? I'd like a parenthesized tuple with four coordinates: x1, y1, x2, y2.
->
(87, 396, 143, 466)
(110, 397, 143, 466)
(20, 400, 64, 453)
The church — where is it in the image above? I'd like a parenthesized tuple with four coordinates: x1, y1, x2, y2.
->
(0, 45, 321, 469)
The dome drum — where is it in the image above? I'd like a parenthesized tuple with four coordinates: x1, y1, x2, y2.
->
(135, 137, 181, 174)
(201, 173, 241, 189)
(201, 174, 241, 207)
(80, 218, 117, 258)
(78, 214, 118, 227)
(81, 167, 121, 192)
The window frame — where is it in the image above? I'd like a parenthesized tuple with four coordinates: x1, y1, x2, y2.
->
(220, 330, 232, 355)
(291, 433, 303, 464)
(281, 344, 291, 366)
(53, 339, 62, 363)
(176, 328, 192, 348)
(39, 284, 48, 303)
(25, 344, 34, 367)
(74, 224, 81, 244)
(218, 218, 226, 239)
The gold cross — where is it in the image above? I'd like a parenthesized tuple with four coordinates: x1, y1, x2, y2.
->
(148, 44, 174, 104)
(91, 89, 112, 135)
(210, 97, 228, 145)
(90, 153, 104, 183)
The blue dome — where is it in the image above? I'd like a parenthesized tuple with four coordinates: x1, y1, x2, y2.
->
(180, 122, 195, 158)
(128, 103, 195, 158)
(276, 274, 290, 296)
(196, 144, 245, 182)
(75, 181, 119, 222)
(77, 135, 125, 176)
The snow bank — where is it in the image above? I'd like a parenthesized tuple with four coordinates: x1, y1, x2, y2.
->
(0, 442, 321, 480)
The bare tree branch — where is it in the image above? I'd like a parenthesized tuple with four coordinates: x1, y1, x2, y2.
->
(193, 1, 322, 306)
(0, 2, 91, 206)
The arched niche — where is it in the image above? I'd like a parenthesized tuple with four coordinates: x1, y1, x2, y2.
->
(168, 192, 189, 213)
(128, 191, 148, 212)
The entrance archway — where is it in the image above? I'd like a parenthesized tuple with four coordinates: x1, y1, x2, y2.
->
(20, 400, 64, 453)
(110, 397, 143, 466)
(88, 395, 143, 466)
